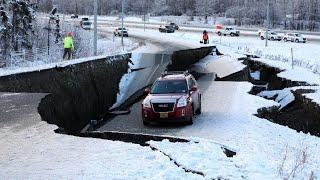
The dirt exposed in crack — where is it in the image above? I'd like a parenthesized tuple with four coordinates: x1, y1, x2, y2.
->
(218, 58, 320, 137)
(256, 89, 320, 137)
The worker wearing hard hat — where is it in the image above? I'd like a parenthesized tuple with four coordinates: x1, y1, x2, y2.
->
(63, 32, 74, 60)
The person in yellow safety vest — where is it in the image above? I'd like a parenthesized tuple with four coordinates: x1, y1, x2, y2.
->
(63, 32, 74, 60)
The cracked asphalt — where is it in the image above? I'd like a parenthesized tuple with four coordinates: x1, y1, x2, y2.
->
(0, 93, 46, 131)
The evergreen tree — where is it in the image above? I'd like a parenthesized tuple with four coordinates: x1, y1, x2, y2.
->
(0, 0, 35, 59)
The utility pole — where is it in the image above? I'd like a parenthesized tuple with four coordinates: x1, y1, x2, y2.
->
(291, 1, 294, 30)
(47, 20, 51, 56)
(93, 0, 98, 56)
(121, 0, 124, 50)
(265, 0, 270, 47)
(143, 0, 147, 32)
(147, 0, 150, 23)
(205, 0, 208, 24)
(238, 0, 240, 26)
(62, 0, 65, 21)
(143, 11, 146, 31)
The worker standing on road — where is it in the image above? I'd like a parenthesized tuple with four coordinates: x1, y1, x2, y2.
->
(203, 30, 209, 44)
(63, 32, 74, 60)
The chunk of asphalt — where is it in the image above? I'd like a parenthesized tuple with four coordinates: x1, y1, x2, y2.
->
(79, 131, 189, 146)
(78, 131, 237, 158)
(222, 147, 237, 158)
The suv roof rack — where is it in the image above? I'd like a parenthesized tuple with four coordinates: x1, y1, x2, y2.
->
(161, 70, 190, 77)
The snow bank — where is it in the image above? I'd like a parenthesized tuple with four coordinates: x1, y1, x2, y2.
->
(253, 58, 320, 86)
(0, 122, 200, 179)
(148, 139, 245, 179)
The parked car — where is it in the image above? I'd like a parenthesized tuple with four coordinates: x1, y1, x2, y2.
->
(260, 31, 282, 41)
(258, 29, 271, 36)
(168, 22, 179, 30)
(141, 71, 201, 125)
(113, 27, 129, 37)
(283, 33, 307, 43)
(81, 21, 92, 30)
(71, 14, 78, 19)
(159, 25, 175, 33)
(80, 17, 89, 26)
(216, 27, 240, 36)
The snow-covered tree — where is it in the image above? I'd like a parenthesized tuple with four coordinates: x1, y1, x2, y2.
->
(0, 0, 36, 59)
(152, 0, 169, 15)
(0, 2, 12, 56)
(36, 0, 320, 31)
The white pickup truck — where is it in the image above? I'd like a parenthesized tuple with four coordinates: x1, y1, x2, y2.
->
(216, 27, 240, 37)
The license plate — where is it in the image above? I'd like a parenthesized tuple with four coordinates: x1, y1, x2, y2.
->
(159, 112, 168, 118)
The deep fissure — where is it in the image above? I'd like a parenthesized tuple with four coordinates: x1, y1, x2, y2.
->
(218, 58, 320, 137)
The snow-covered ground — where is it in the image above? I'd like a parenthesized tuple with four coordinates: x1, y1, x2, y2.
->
(0, 122, 203, 179)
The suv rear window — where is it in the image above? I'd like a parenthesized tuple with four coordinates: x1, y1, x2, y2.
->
(151, 80, 188, 94)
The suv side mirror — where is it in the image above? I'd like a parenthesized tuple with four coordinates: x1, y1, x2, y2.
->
(190, 86, 198, 92)
(144, 88, 150, 95)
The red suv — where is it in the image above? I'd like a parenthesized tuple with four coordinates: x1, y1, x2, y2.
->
(141, 71, 201, 125)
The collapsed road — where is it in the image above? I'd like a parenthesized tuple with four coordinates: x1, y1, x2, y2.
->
(97, 52, 320, 142)
(0, 37, 215, 134)
(1, 28, 319, 146)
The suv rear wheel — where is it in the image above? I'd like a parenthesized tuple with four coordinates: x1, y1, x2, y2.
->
(186, 116, 193, 125)
(195, 97, 202, 115)
(186, 106, 194, 125)
(284, 38, 287, 42)
(218, 32, 222, 36)
(295, 39, 299, 43)
(260, 36, 265, 40)
(143, 120, 150, 126)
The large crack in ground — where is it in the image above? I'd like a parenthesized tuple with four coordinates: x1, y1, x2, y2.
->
(148, 144, 206, 177)
(79, 130, 236, 178)
(218, 58, 320, 137)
